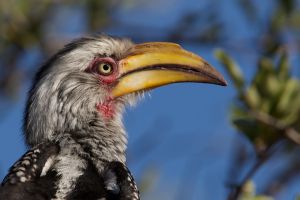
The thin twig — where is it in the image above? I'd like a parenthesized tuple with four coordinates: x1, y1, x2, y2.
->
(227, 143, 279, 200)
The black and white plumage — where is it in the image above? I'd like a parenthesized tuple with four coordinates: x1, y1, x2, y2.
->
(0, 35, 226, 200)
(1, 142, 139, 200)
(1, 143, 60, 199)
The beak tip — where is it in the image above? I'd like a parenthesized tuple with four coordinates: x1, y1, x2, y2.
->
(210, 69, 227, 86)
(220, 79, 228, 86)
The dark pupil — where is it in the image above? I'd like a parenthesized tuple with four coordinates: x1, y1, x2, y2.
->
(103, 64, 110, 71)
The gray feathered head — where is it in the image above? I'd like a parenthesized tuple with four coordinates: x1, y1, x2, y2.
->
(24, 34, 226, 147)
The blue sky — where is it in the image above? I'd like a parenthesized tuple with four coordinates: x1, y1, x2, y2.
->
(1, 0, 299, 199)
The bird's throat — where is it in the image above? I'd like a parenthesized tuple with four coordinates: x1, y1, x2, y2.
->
(96, 99, 116, 119)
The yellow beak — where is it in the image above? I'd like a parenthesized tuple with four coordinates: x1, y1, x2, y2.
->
(111, 42, 227, 98)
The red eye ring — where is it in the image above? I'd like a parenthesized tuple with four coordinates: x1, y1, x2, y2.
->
(87, 57, 119, 84)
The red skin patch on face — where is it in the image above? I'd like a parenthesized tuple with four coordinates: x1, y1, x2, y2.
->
(96, 99, 116, 119)
(87, 57, 120, 119)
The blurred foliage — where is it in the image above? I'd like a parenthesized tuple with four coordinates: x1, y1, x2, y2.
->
(215, 49, 300, 151)
(0, 0, 111, 48)
(215, 0, 300, 199)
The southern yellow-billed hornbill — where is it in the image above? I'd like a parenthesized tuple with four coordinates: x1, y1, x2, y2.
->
(0, 35, 226, 200)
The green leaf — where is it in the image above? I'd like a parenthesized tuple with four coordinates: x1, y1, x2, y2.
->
(277, 51, 289, 81)
(277, 79, 299, 115)
(215, 49, 245, 92)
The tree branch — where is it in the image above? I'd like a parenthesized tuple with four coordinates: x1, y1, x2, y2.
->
(249, 110, 300, 145)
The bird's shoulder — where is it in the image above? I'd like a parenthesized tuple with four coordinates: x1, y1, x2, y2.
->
(1, 142, 60, 186)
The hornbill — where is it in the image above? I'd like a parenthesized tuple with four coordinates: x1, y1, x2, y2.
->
(0, 35, 226, 200)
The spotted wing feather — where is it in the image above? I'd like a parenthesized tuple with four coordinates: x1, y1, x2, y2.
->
(0, 142, 60, 200)
(2, 142, 59, 186)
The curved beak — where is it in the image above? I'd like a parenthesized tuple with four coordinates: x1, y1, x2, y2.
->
(111, 42, 227, 98)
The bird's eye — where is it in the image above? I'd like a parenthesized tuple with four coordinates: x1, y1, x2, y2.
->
(97, 63, 113, 75)
(88, 57, 117, 77)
